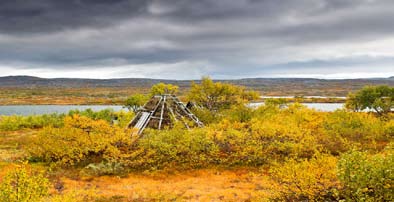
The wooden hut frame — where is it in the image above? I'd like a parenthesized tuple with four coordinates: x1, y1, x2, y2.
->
(128, 94, 204, 134)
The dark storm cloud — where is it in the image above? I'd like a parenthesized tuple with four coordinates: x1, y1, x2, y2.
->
(0, 0, 150, 34)
(0, 0, 394, 78)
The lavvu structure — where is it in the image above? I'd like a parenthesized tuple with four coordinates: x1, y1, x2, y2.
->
(128, 94, 204, 134)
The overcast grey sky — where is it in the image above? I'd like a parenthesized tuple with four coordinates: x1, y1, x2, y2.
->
(0, 0, 393, 79)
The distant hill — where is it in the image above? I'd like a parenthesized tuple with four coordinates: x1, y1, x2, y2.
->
(0, 76, 191, 88)
(1, 76, 394, 96)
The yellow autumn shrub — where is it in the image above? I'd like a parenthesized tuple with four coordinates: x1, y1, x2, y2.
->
(209, 104, 321, 165)
(21, 101, 394, 174)
(27, 115, 134, 167)
(132, 125, 218, 170)
(0, 163, 50, 202)
(322, 110, 387, 153)
(269, 154, 339, 201)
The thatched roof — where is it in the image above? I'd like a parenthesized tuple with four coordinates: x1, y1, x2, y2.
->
(128, 94, 204, 134)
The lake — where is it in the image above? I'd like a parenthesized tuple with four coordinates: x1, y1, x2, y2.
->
(0, 105, 125, 116)
(0, 103, 345, 116)
(260, 96, 347, 99)
(248, 102, 344, 112)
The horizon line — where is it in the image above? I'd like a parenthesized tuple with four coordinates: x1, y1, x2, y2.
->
(0, 74, 393, 81)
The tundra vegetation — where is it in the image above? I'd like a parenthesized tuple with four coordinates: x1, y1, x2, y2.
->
(124, 94, 148, 112)
(0, 78, 393, 201)
(346, 85, 394, 115)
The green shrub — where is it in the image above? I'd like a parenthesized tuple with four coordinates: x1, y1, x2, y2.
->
(337, 144, 394, 201)
(68, 108, 134, 127)
(191, 107, 221, 125)
(84, 161, 126, 176)
(0, 114, 64, 131)
(68, 108, 114, 123)
(0, 109, 132, 132)
(224, 104, 254, 123)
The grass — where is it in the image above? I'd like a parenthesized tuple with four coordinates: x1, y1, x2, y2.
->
(0, 130, 34, 162)
(0, 87, 148, 105)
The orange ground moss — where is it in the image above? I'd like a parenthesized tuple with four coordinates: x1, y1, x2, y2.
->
(61, 169, 274, 201)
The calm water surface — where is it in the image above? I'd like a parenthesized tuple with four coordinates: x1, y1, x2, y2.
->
(0, 105, 124, 116)
(0, 103, 346, 116)
(249, 102, 344, 112)
(260, 96, 347, 99)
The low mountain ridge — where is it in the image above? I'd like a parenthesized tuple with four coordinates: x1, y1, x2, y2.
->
(2, 75, 393, 87)
(1, 76, 394, 96)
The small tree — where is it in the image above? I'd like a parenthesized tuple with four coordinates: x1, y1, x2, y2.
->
(187, 77, 259, 111)
(345, 85, 394, 115)
(150, 83, 179, 96)
(124, 94, 148, 112)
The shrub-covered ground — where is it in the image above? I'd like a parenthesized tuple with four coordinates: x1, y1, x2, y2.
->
(0, 103, 393, 201)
